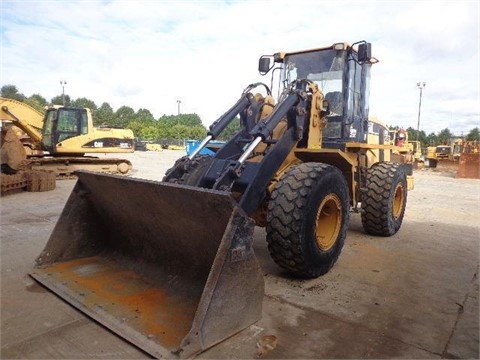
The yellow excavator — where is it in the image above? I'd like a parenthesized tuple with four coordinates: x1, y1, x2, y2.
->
(0, 97, 134, 178)
(30, 41, 414, 358)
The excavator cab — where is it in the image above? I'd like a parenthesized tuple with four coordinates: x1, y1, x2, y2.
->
(41, 107, 88, 152)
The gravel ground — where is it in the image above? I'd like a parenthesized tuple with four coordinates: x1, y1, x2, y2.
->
(1, 149, 478, 359)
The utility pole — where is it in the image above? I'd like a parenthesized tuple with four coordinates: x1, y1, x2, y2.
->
(177, 99, 181, 115)
(416, 82, 426, 142)
(60, 80, 67, 106)
(176, 99, 182, 144)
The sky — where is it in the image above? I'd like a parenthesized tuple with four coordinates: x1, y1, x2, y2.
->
(1, 0, 479, 136)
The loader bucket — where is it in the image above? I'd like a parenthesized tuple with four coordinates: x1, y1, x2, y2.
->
(30, 170, 264, 359)
(457, 153, 480, 179)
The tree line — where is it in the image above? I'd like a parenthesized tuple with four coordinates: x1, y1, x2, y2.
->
(2, 84, 478, 147)
(390, 126, 479, 149)
(0, 84, 221, 144)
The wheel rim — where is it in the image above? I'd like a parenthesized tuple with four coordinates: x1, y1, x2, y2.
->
(315, 194, 342, 251)
(392, 183, 404, 219)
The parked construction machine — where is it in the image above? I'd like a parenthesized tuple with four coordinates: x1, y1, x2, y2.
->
(0, 97, 134, 178)
(456, 140, 480, 179)
(389, 128, 424, 168)
(426, 144, 454, 169)
(30, 41, 414, 358)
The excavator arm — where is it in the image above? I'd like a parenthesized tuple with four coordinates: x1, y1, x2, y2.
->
(0, 98, 44, 145)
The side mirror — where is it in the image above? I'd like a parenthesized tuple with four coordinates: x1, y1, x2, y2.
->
(357, 42, 372, 63)
(258, 56, 272, 75)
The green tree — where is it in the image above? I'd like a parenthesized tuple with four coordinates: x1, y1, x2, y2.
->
(156, 113, 206, 141)
(115, 106, 135, 128)
(437, 128, 453, 145)
(158, 113, 203, 127)
(95, 102, 115, 126)
(405, 126, 415, 141)
(179, 113, 203, 127)
(140, 125, 159, 140)
(71, 97, 98, 111)
(25, 94, 47, 113)
(158, 114, 178, 127)
(136, 108, 155, 122)
(466, 127, 480, 141)
(51, 94, 71, 106)
(188, 125, 207, 140)
(127, 120, 144, 139)
(426, 132, 438, 146)
(155, 120, 170, 138)
(405, 126, 428, 147)
(418, 130, 428, 147)
(1, 84, 26, 101)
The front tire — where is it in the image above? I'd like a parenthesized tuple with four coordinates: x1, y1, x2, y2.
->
(428, 159, 438, 168)
(361, 162, 408, 236)
(266, 163, 350, 278)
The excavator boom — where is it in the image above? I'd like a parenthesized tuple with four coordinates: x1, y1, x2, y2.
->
(0, 98, 44, 143)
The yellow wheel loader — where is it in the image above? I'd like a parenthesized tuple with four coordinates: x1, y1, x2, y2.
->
(389, 129, 424, 168)
(456, 140, 480, 179)
(0, 98, 134, 178)
(426, 144, 453, 169)
(30, 41, 414, 358)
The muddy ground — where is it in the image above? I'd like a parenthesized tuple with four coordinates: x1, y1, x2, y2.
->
(1, 150, 479, 359)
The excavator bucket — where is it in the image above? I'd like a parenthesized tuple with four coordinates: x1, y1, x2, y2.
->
(30, 170, 264, 359)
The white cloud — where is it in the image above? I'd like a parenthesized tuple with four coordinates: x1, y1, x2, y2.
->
(1, 0, 479, 135)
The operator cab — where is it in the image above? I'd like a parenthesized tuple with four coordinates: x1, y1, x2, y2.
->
(259, 41, 377, 149)
(42, 107, 89, 152)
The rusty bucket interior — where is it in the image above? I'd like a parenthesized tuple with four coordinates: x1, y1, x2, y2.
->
(30, 171, 264, 358)
(457, 153, 480, 179)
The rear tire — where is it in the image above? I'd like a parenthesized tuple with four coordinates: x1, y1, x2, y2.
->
(266, 163, 350, 278)
(162, 155, 212, 186)
(361, 162, 407, 236)
(428, 159, 438, 168)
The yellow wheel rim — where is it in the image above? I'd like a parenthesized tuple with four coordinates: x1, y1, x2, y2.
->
(392, 183, 404, 219)
(315, 194, 342, 251)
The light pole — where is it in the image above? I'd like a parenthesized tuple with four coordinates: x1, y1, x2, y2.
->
(416, 82, 426, 142)
(60, 80, 67, 106)
(176, 99, 181, 115)
(176, 99, 182, 144)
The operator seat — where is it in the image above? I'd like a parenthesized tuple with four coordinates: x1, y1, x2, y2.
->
(324, 91, 343, 116)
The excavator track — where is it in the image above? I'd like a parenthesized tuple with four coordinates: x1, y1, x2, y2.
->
(1, 170, 56, 196)
(27, 156, 132, 178)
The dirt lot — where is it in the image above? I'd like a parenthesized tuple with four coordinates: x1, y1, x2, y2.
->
(1, 150, 479, 359)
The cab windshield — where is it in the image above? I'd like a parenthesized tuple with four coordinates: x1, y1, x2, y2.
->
(280, 49, 346, 115)
(42, 108, 88, 148)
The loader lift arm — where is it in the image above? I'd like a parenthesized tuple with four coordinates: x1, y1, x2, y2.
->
(200, 83, 310, 216)
(188, 82, 273, 160)
(165, 82, 276, 180)
(165, 80, 323, 219)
